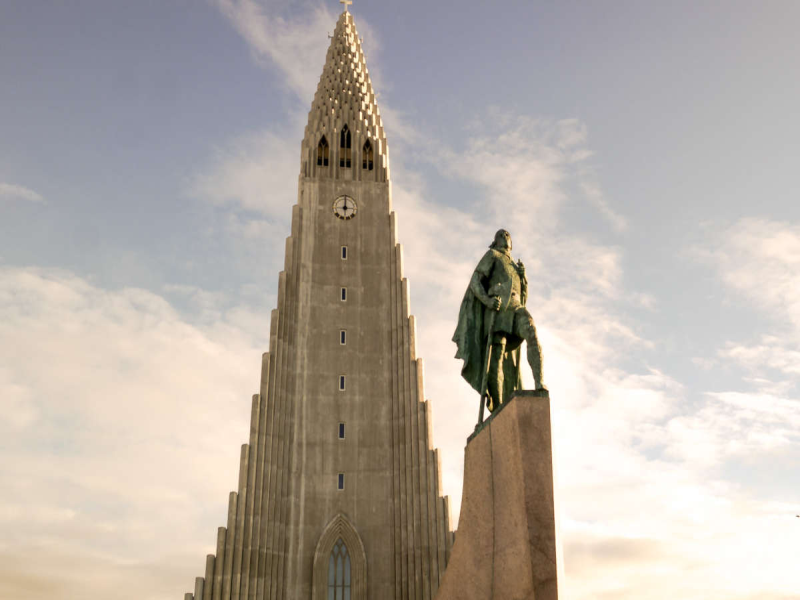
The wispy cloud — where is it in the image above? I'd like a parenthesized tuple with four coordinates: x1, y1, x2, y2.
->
(437, 116, 586, 231)
(0, 182, 44, 203)
(580, 174, 628, 232)
(666, 391, 800, 467)
(700, 217, 800, 328)
(720, 336, 800, 378)
(699, 217, 800, 387)
(187, 124, 304, 296)
(190, 127, 302, 218)
(213, 0, 336, 102)
(213, 0, 384, 103)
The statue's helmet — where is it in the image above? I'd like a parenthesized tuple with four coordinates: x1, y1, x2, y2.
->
(489, 229, 511, 250)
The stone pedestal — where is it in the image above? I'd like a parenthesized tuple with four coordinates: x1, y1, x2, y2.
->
(434, 390, 558, 600)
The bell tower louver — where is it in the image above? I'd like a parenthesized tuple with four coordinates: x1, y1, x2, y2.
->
(182, 8, 454, 600)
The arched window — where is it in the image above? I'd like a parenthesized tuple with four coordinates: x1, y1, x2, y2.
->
(362, 140, 373, 171)
(339, 125, 351, 168)
(312, 514, 366, 600)
(328, 538, 351, 600)
(317, 136, 329, 167)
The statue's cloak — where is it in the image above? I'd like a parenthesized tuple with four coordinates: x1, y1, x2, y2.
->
(452, 286, 522, 409)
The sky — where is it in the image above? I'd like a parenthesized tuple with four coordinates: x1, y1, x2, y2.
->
(1, 0, 799, 598)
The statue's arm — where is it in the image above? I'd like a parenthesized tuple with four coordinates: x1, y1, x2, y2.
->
(518, 260, 528, 305)
(469, 271, 493, 307)
(470, 253, 501, 310)
(520, 272, 528, 305)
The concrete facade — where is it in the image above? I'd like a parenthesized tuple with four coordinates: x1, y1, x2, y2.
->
(183, 10, 454, 600)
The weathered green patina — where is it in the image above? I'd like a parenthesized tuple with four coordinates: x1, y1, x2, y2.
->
(453, 230, 546, 421)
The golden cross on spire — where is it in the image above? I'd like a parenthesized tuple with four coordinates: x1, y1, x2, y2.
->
(340, 0, 352, 12)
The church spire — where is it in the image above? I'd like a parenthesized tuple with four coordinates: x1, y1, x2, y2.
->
(301, 10, 388, 181)
(181, 6, 455, 599)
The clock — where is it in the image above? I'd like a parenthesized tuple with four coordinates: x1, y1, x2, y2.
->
(332, 195, 357, 220)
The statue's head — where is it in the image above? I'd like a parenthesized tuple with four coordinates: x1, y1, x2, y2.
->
(489, 229, 512, 252)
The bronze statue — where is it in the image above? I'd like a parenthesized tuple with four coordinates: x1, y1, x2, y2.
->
(452, 229, 546, 422)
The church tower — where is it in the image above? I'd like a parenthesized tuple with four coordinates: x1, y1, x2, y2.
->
(183, 6, 454, 600)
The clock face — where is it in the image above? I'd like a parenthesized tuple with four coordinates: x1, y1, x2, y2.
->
(333, 195, 357, 220)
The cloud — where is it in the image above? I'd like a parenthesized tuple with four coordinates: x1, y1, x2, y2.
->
(213, 0, 336, 102)
(666, 391, 800, 468)
(700, 217, 800, 329)
(0, 544, 199, 600)
(0, 182, 44, 203)
(190, 128, 301, 218)
(579, 174, 628, 232)
(434, 115, 625, 232)
(698, 218, 800, 390)
(437, 116, 586, 231)
(720, 336, 800, 378)
(187, 124, 305, 291)
(615, 219, 800, 598)
(0, 267, 264, 599)
(213, 0, 385, 104)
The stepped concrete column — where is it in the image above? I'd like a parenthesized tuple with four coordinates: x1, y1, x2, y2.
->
(212, 527, 226, 600)
(434, 390, 558, 600)
(203, 555, 215, 600)
(194, 577, 204, 600)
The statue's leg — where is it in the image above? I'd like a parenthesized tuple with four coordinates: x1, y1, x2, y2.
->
(516, 311, 546, 390)
(527, 335, 546, 391)
(487, 335, 507, 410)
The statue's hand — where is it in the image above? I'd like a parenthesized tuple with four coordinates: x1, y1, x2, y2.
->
(490, 296, 502, 311)
(517, 260, 526, 277)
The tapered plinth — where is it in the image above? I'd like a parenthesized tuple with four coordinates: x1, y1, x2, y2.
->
(434, 390, 558, 600)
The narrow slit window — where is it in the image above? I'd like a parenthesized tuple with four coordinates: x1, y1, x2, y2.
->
(338, 423, 345, 439)
(317, 135, 329, 167)
(341, 287, 347, 301)
(339, 375, 346, 391)
(341, 246, 347, 260)
(340, 330, 346, 345)
(339, 125, 351, 168)
(337, 473, 345, 490)
(362, 139, 374, 170)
